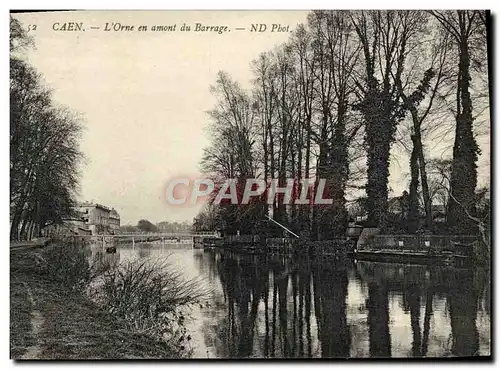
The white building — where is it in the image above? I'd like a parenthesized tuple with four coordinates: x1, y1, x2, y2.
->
(77, 202, 112, 235)
(109, 208, 121, 234)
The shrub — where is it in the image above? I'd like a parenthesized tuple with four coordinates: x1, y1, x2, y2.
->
(34, 240, 206, 357)
(90, 258, 207, 356)
(34, 238, 112, 291)
(37, 241, 92, 290)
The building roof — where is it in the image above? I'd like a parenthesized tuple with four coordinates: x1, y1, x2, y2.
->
(78, 202, 111, 212)
(109, 209, 120, 219)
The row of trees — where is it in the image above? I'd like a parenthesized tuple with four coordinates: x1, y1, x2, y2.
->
(197, 10, 489, 239)
(10, 17, 84, 241)
(120, 220, 192, 233)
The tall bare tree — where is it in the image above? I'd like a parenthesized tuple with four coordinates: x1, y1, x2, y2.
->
(351, 10, 427, 229)
(429, 10, 487, 234)
(307, 11, 362, 239)
(395, 23, 454, 232)
(201, 71, 261, 234)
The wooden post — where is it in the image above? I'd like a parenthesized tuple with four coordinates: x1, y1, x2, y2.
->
(132, 236, 135, 249)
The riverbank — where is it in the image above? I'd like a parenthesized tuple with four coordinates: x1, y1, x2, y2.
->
(212, 231, 489, 267)
(10, 246, 183, 359)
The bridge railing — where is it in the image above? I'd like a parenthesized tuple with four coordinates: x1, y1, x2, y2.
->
(75, 231, 221, 238)
(118, 231, 219, 236)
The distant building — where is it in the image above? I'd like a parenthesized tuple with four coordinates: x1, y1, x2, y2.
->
(109, 208, 121, 234)
(77, 202, 112, 235)
(348, 193, 446, 224)
(387, 191, 409, 216)
(431, 204, 446, 222)
(42, 202, 119, 236)
(43, 210, 92, 237)
(65, 210, 93, 235)
(388, 195, 447, 222)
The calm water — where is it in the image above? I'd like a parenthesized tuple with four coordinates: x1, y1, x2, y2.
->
(95, 242, 491, 358)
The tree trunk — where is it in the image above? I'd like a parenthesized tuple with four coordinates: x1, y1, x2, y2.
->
(304, 119, 312, 237)
(327, 101, 349, 238)
(447, 35, 479, 234)
(366, 130, 391, 229)
(408, 135, 420, 233)
(408, 105, 433, 230)
(313, 128, 328, 241)
(295, 123, 304, 235)
(417, 139, 433, 230)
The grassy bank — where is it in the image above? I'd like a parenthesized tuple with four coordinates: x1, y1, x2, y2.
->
(10, 243, 197, 359)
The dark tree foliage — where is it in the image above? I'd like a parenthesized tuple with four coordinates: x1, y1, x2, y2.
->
(137, 219, 158, 233)
(198, 10, 489, 240)
(351, 10, 427, 229)
(10, 16, 84, 241)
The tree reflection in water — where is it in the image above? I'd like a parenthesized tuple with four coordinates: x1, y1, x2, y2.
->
(192, 249, 490, 359)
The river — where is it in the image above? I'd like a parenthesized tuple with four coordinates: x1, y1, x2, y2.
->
(95, 242, 491, 358)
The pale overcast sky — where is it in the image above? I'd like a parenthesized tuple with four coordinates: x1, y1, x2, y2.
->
(14, 10, 490, 225)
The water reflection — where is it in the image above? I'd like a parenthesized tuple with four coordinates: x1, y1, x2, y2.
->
(102, 243, 490, 359)
(192, 249, 490, 358)
(86, 238, 121, 267)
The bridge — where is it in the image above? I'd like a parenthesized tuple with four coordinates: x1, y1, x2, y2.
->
(72, 231, 221, 249)
(98, 232, 221, 238)
(75, 231, 220, 238)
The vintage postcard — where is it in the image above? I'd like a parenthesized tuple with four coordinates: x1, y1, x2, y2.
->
(10, 9, 491, 360)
